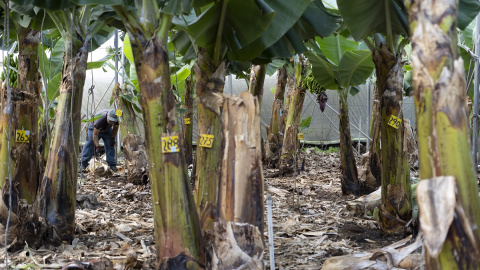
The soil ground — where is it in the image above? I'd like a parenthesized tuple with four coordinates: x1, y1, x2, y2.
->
(1, 148, 415, 269)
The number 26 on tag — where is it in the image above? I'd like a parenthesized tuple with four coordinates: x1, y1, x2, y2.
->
(16, 130, 30, 143)
(388, 115, 402, 129)
(199, 134, 214, 148)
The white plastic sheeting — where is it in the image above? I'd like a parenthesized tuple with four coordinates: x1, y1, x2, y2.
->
(81, 71, 416, 145)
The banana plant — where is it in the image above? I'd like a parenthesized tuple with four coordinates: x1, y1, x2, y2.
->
(306, 34, 374, 195)
(338, 0, 480, 235)
(172, 0, 311, 239)
(110, 1, 205, 268)
(0, 6, 45, 248)
(407, 0, 480, 268)
(337, 0, 412, 234)
(11, 0, 115, 244)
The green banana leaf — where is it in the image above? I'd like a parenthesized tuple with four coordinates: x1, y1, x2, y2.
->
(226, 0, 310, 61)
(305, 50, 338, 90)
(231, 0, 340, 62)
(337, 0, 408, 41)
(173, 0, 275, 56)
(458, 0, 480, 30)
(316, 35, 358, 66)
(338, 50, 374, 88)
(87, 52, 115, 70)
(338, 0, 479, 42)
(46, 72, 61, 100)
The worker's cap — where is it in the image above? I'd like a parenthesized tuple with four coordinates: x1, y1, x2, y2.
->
(108, 109, 118, 122)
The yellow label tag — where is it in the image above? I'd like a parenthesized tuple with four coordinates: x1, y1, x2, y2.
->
(16, 130, 30, 143)
(184, 118, 191, 125)
(297, 133, 304, 140)
(388, 115, 402, 129)
(161, 136, 179, 153)
(199, 134, 214, 148)
(115, 109, 122, 116)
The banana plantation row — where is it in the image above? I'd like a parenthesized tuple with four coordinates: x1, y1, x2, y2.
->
(0, 0, 479, 269)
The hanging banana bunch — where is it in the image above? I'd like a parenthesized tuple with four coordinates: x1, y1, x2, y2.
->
(303, 74, 328, 112)
(1, 54, 18, 88)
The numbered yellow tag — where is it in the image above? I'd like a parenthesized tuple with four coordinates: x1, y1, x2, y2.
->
(115, 109, 122, 116)
(161, 136, 179, 153)
(388, 115, 402, 129)
(16, 130, 30, 143)
(297, 133, 304, 140)
(184, 118, 191, 125)
(199, 134, 214, 148)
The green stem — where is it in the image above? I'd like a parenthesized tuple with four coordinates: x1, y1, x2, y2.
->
(214, 0, 228, 66)
(158, 14, 173, 44)
(385, 0, 394, 54)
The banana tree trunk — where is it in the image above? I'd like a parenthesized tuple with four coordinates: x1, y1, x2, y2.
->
(248, 64, 266, 108)
(364, 71, 382, 193)
(193, 48, 225, 231)
(264, 67, 287, 166)
(126, 31, 204, 268)
(249, 64, 266, 161)
(38, 37, 89, 243)
(112, 83, 147, 184)
(280, 57, 306, 174)
(374, 46, 412, 234)
(339, 89, 361, 195)
(213, 91, 264, 269)
(409, 0, 480, 267)
(183, 76, 194, 166)
(0, 28, 42, 244)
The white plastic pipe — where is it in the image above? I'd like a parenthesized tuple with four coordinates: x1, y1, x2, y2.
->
(267, 196, 275, 270)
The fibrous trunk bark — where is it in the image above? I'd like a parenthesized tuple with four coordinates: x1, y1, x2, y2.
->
(183, 77, 194, 166)
(37, 36, 89, 243)
(280, 57, 306, 174)
(112, 83, 147, 184)
(363, 67, 382, 193)
(127, 32, 204, 268)
(0, 27, 42, 248)
(375, 46, 412, 234)
(339, 89, 361, 195)
(264, 67, 287, 166)
(248, 64, 266, 108)
(193, 48, 225, 231)
(409, 0, 480, 268)
(213, 91, 264, 269)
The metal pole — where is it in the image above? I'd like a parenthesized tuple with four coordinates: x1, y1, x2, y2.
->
(473, 16, 480, 169)
(122, 49, 125, 85)
(366, 81, 371, 151)
(114, 29, 120, 165)
(114, 29, 119, 85)
(357, 119, 362, 153)
(267, 196, 275, 270)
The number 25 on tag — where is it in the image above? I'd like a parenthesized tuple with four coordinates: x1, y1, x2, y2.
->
(199, 134, 214, 148)
(388, 115, 402, 129)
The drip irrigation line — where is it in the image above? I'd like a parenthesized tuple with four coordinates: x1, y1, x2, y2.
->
(3, 0, 12, 266)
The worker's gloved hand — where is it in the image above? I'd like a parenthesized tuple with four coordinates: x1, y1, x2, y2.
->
(95, 146, 102, 157)
(110, 137, 116, 147)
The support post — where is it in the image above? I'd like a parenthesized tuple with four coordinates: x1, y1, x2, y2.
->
(472, 15, 480, 169)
